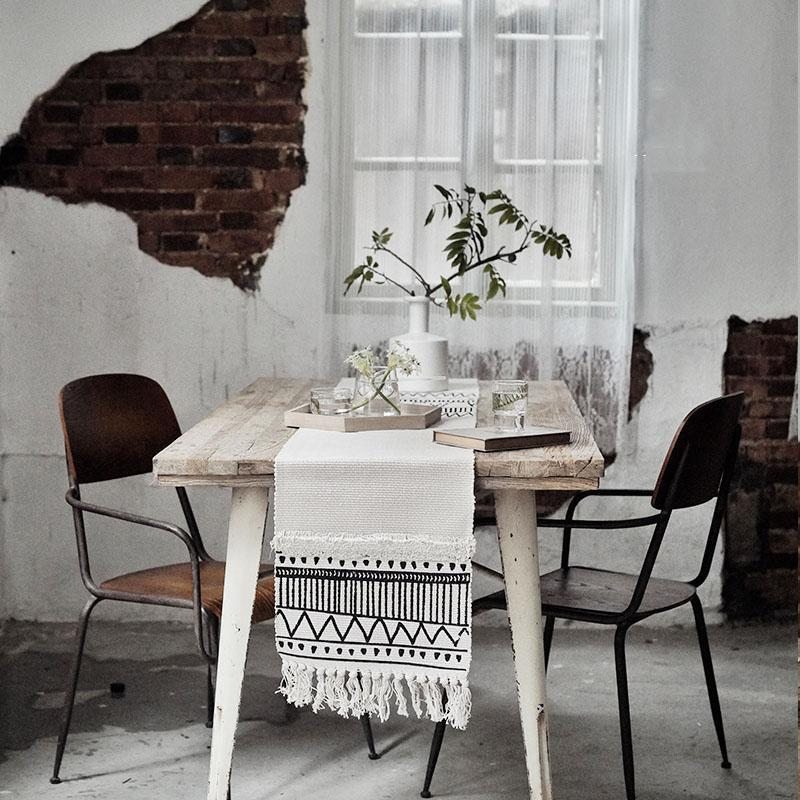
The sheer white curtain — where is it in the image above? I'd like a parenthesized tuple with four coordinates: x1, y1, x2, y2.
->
(327, 0, 639, 454)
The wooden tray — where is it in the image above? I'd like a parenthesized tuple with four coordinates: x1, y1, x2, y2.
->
(284, 403, 442, 432)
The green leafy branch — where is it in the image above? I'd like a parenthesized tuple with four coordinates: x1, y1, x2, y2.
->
(343, 185, 572, 319)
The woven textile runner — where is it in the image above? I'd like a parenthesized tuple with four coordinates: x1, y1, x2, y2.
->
(273, 428, 476, 728)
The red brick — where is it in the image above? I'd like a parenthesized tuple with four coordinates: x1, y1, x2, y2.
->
(207, 230, 271, 252)
(82, 145, 157, 166)
(748, 399, 794, 419)
(220, 211, 255, 229)
(200, 145, 281, 169)
(768, 529, 798, 556)
(253, 35, 305, 62)
(740, 419, 766, 440)
(192, 16, 268, 36)
(198, 189, 277, 211)
(103, 169, 145, 188)
(49, 81, 103, 104)
(142, 35, 214, 59)
(161, 232, 202, 251)
(83, 104, 159, 124)
(96, 57, 157, 80)
(727, 332, 762, 356)
(762, 317, 798, 335)
(158, 125, 216, 146)
(159, 103, 202, 123)
(42, 104, 83, 124)
(209, 103, 303, 124)
(765, 419, 790, 439)
(138, 211, 219, 232)
(143, 167, 216, 191)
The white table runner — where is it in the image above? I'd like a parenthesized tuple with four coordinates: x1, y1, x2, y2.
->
(273, 428, 476, 728)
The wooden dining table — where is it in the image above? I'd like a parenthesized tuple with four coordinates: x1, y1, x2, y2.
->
(152, 378, 604, 800)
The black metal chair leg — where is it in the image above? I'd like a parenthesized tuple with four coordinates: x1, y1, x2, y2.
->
(51, 597, 100, 784)
(543, 615, 555, 671)
(614, 624, 635, 800)
(420, 720, 447, 798)
(690, 595, 731, 769)
(360, 714, 381, 760)
(206, 614, 219, 729)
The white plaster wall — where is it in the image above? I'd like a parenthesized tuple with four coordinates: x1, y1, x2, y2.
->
(0, 0, 797, 622)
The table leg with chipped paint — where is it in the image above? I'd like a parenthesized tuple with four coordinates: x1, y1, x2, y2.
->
(207, 486, 271, 800)
(494, 488, 552, 800)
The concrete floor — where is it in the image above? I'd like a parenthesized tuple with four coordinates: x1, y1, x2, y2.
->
(0, 615, 795, 800)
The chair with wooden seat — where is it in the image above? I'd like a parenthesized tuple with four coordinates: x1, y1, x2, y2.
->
(51, 373, 378, 784)
(419, 392, 743, 800)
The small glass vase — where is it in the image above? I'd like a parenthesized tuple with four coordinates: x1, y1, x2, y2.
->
(352, 367, 401, 416)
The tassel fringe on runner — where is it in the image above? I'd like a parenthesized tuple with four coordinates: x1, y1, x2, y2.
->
(279, 660, 472, 730)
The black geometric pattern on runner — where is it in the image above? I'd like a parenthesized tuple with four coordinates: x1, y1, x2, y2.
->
(275, 560, 471, 627)
(274, 610, 469, 649)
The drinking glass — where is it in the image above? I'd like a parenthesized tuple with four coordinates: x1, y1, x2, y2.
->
(310, 386, 352, 415)
(352, 367, 401, 416)
(492, 380, 528, 431)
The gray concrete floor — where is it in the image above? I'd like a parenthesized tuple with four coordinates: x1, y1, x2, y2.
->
(0, 615, 795, 800)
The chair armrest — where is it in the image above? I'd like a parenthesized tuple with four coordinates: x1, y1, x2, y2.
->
(66, 489, 198, 556)
(537, 513, 663, 530)
(537, 488, 655, 529)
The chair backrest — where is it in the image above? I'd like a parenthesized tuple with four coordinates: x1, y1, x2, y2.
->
(651, 392, 743, 511)
(59, 374, 181, 485)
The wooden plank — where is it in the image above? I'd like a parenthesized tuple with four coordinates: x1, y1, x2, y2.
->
(153, 378, 604, 489)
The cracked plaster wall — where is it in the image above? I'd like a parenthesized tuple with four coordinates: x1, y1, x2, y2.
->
(0, 0, 797, 622)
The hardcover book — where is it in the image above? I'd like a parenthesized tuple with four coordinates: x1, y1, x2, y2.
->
(433, 425, 571, 452)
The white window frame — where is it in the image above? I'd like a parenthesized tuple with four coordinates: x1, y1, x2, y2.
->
(326, 0, 639, 317)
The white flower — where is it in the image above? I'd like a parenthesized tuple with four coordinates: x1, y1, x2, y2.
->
(345, 347, 375, 377)
(386, 342, 420, 376)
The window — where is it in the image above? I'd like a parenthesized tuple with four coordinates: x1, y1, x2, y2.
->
(327, 0, 639, 454)
(329, 0, 639, 315)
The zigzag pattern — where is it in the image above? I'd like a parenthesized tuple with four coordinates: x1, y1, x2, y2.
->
(275, 609, 469, 648)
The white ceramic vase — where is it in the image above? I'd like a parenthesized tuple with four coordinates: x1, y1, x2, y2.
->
(391, 296, 449, 392)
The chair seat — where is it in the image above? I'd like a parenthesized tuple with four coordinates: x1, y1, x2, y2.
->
(100, 560, 275, 622)
(540, 566, 696, 620)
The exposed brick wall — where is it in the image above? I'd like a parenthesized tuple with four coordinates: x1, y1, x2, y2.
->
(723, 315, 798, 618)
(0, 0, 307, 290)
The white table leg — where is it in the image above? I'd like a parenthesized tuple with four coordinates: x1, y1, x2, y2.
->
(207, 485, 271, 800)
(494, 488, 552, 800)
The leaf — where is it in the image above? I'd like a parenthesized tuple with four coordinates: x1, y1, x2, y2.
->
(488, 204, 506, 215)
(434, 184, 450, 200)
(425, 207, 435, 226)
(487, 281, 499, 301)
(464, 184, 476, 194)
(441, 276, 452, 295)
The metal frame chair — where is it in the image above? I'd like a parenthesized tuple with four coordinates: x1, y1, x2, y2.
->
(420, 392, 743, 799)
(51, 373, 378, 784)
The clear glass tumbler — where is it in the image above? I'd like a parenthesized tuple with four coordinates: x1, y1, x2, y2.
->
(352, 367, 401, 416)
(492, 380, 528, 431)
(310, 386, 353, 415)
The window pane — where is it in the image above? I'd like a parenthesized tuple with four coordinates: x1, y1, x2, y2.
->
(496, 0, 599, 35)
(555, 39, 597, 159)
(354, 37, 462, 159)
(356, 0, 462, 34)
(493, 165, 596, 286)
(352, 167, 463, 286)
(494, 38, 597, 161)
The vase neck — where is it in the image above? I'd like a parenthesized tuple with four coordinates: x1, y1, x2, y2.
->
(407, 297, 430, 333)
